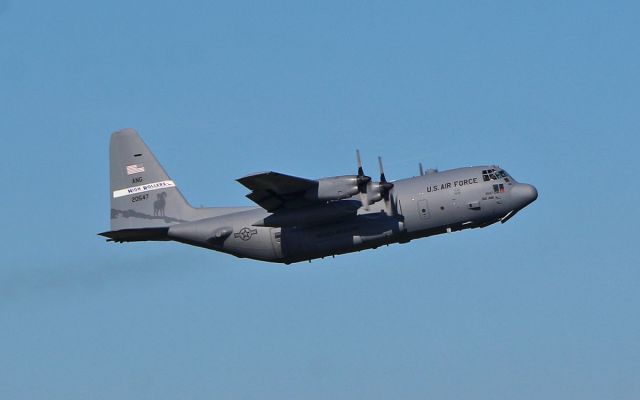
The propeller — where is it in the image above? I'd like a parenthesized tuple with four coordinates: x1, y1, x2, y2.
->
(355, 151, 396, 214)
(419, 162, 424, 176)
(356, 150, 371, 209)
(377, 156, 394, 215)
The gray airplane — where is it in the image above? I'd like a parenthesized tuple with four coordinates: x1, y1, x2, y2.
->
(100, 129, 538, 264)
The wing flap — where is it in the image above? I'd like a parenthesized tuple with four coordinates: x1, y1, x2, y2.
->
(246, 189, 285, 212)
(237, 171, 318, 211)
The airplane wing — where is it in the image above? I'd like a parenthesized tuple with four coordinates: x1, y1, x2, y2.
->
(237, 171, 318, 212)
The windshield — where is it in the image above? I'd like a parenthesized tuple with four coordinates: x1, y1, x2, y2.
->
(482, 168, 511, 182)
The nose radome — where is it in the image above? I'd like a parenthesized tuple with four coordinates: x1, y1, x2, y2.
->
(510, 183, 538, 207)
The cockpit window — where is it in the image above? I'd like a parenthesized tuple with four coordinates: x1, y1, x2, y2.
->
(483, 168, 510, 181)
(497, 169, 511, 182)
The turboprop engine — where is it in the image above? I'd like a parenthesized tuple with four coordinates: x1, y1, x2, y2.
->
(307, 151, 396, 212)
(304, 176, 366, 201)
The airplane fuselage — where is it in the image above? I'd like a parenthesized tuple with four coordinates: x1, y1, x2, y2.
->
(165, 166, 537, 264)
(101, 130, 538, 264)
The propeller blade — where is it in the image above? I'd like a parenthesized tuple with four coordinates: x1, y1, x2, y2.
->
(355, 149, 371, 187)
(385, 192, 397, 216)
(377, 156, 394, 194)
(377, 156, 395, 216)
(356, 150, 371, 209)
(378, 156, 387, 183)
(359, 190, 369, 210)
(419, 162, 424, 176)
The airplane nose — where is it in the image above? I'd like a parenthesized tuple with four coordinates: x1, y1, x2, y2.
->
(510, 183, 538, 208)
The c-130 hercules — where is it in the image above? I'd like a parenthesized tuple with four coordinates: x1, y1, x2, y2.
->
(100, 129, 538, 264)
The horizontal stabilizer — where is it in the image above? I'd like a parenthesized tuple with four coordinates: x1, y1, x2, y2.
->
(99, 227, 170, 243)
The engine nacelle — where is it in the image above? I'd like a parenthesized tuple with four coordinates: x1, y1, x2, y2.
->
(304, 176, 360, 201)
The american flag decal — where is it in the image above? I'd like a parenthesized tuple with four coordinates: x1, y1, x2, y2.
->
(126, 163, 145, 175)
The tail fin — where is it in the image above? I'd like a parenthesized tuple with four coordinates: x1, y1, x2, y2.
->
(107, 129, 194, 232)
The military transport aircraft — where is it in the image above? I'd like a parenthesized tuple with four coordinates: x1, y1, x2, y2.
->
(100, 129, 538, 264)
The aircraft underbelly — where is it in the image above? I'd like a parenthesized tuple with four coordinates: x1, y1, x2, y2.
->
(280, 214, 402, 262)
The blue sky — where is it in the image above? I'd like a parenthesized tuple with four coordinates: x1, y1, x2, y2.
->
(1, 1, 639, 399)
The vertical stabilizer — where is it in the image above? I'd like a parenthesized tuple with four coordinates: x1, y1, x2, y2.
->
(109, 129, 194, 231)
